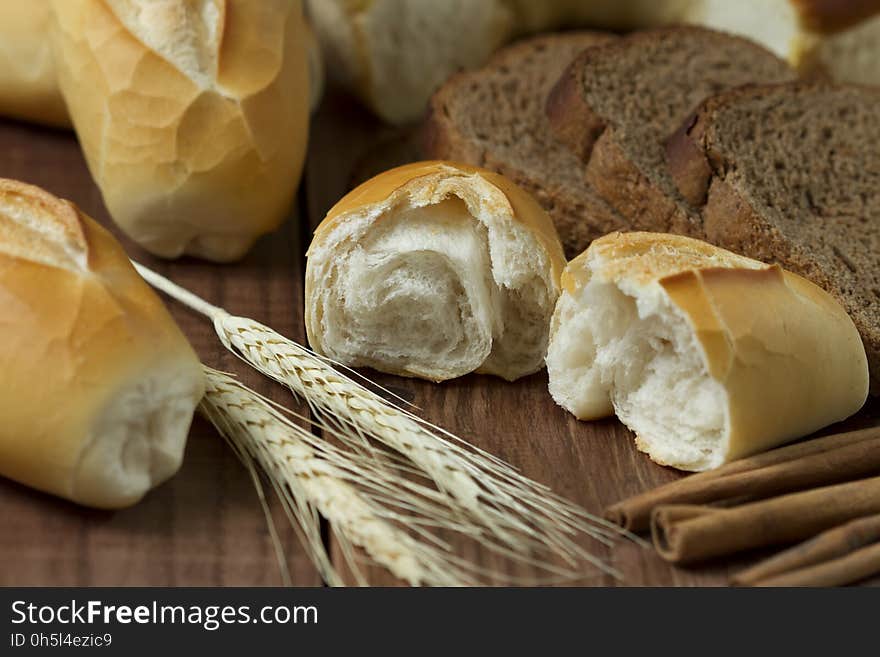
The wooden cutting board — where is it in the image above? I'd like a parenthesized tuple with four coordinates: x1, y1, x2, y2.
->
(0, 90, 877, 587)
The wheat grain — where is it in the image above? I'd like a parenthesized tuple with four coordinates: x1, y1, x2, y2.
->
(136, 263, 635, 581)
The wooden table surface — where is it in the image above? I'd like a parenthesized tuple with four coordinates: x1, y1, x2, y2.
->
(1, 90, 878, 587)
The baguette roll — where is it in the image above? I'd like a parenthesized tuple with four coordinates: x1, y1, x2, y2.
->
(546, 232, 868, 471)
(0, 1, 69, 127)
(49, 0, 310, 262)
(307, 0, 514, 125)
(0, 179, 204, 508)
(305, 161, 566, 382)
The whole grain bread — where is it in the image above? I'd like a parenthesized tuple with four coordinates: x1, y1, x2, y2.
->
(423, 31, 627, 257)
(546, 26, 797, 237)
(665, 82, 880, 390)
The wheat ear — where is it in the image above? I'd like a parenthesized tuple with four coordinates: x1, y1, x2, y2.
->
(200, 367, 494, 586)
(136, 263, 634, 578)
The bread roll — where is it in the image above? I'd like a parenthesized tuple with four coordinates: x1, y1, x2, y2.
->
(49, 0, 310, 262)
(0, 0, 69, 127)
(546, 232, 868, 471)
(305, 161, 566, 382)
(308, 0, 513, 125)
(0, 179, 204, 508)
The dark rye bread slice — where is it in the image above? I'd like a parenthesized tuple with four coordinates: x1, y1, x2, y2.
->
(546, 26, 797, 237)
(423, 32, 626, 258)
(666, 82, 880, 390)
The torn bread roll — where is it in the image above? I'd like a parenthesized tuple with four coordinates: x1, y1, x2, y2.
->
(49, 0, 310, 262)
(305, 161, 566, 382)
(0, 179, 204, 508)
(546, 232, 868, 471)
(0, 0, 69, 127)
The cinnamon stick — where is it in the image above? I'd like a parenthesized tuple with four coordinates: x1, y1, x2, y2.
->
(745, 544, 880, 587)
(606, 427, 880, 532)
(651, 476, 880, 564)
(732, 514, 880, 586)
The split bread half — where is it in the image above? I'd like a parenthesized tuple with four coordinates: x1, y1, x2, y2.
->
(546, 232, 868, 471)
(0, 179, 204, 508)
(49, 0, 310, 262)
(306, 161, 566, 382)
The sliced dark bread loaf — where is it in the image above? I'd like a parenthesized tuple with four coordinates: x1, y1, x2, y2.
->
(666, 82, 880, 390)
(423, 31, 626, 258)
(546, 26, 797, 236)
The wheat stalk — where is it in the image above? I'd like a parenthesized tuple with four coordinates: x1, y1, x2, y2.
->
(136, 263, 634, 580)
(200, 367, 490, 586)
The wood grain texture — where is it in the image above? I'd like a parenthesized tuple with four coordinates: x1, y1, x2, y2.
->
(0, 118, 319, 586)
(0, 88, 878, 587)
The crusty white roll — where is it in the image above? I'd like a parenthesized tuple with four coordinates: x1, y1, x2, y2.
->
(49, 0, 310, 262)
(0, 178, 204, 508)
(0, 0, 69, 127)
(546, 232, 868, 471)
(307, 0, 512, 125)
(305, 161, 566, 382)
